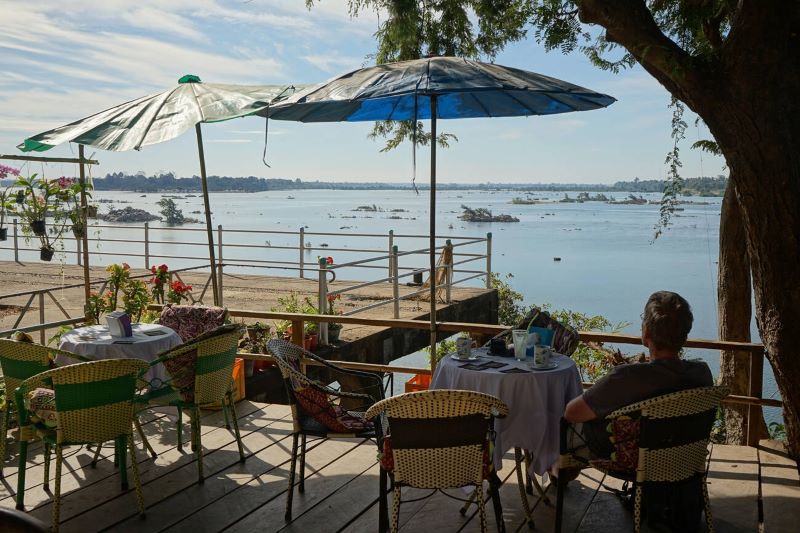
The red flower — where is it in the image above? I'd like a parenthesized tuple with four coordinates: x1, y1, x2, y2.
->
(326, 256, 334, 265)
(122, 262, 130, 270)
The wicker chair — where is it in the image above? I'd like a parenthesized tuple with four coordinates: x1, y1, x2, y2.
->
(0, 338, 92, 478)
(158, 304, 228, 343)
(14, 358, 148, 532)
(366, 390, 510, 533)
(554, 385, 729, 533)
(267, 338, 384, 522)
(140, 323, 244, 484)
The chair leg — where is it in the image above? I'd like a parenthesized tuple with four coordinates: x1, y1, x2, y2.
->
(702, 475, 714, 533)
(52, 445, 63, 533)
(514, 448, 535, 529)
(0, 402, 10, 479)
(285, 433, 299, 522)
(128, 434, 145, 515)
(554, 466, 567, 533)
(114, 437, 120, 467)
(43, 443, 51, 491)
(633, 483, 642, 533)
(134, 417, 157, 459)
(390, 485, 402, 533)
(177, 408, 184, 451)
(298, 434, 307, 493)
(222, 396, 232, 430)
(193, 407, 204, 484)
(524, 450, 533, 495)
(459, 489, 477, 516)
(119, 436, 129, 491)
(488, 473, 505, 533)
(477, 483, 490, 533)
(16, 440, 28, 510)
(227, 392, 245, 463)
(91, 442, 103, 467)
(378, 469, 389, 533)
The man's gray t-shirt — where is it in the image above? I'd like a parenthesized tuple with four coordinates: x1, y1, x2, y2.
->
(584, 358, 714, 419)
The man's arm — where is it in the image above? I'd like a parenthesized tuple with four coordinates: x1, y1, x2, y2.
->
(564, 395, 598, 423)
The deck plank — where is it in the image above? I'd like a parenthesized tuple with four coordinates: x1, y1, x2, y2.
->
(759, 439, 800, 533)
(224, 438, 375, 533)
(706, 443, 759, 533)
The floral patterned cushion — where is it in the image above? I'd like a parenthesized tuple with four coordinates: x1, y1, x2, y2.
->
(162, 348, 198, 403)
(294, 386, 373, 434)
(26, 388, 58, 429)
(590, 415, 640, 473)
(379, 435, 494, 479)
(159, 305, 228, 343)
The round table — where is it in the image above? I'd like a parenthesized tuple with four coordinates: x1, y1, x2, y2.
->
(431, 347, 583, 474)
(58, 323, 182, 384)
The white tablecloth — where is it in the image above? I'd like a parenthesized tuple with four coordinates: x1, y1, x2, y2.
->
(431, 347, 583, 474)
(58, 323, 182, 384)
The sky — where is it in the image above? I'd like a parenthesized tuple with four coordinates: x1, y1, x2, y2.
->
(0, 0, 726, 184)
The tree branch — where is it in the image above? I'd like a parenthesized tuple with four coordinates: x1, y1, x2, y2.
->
(576, 0, 712, 107)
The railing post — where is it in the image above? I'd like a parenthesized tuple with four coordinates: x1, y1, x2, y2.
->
(392, 245, 400, 319)
(299, 227, 305, 279)
(318, 257, 328, 345)
(13, 219, 19, 263)
(388, 229, 394, 281)
(38, 291, 45, 344)
(485, 232, 492, 289)
(445, 239, 453, 303)
(144, 222, 150, 269)
(746, 349, 765, 446)
(76, 234, 82, 266)
(217, 224, 224, 306)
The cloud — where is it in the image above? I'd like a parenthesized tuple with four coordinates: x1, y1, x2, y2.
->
(206, 139, 252, 143)
(302, 54, 365, 73)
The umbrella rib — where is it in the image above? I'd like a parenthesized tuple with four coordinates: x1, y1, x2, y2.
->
(468, 92, 493, 118)
(134, 87, 183, 150)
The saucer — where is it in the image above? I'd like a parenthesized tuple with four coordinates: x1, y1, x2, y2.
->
(530, 361, 558, 371)
(451, 354, 479, 361)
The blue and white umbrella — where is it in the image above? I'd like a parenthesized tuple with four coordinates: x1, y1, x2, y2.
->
(267, 56, 616, 357)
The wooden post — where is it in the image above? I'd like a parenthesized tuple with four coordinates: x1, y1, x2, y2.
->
(746, 349, 765, 446)
(291, 319, 304, 348)
(144, 222, 150, 269)
(388, 230, 394, 281)
(38, 292, 45, 344)
(299, 227, 305, 279)
(194, 124, 220, 306)
(429, 95, 438, 369)
(78, 145, 91, 310)
(318, 257, 328, 345)
(217, 225, 224, 306)
(392, 245, 400, 319)
(13, 219, 19, 263)
(486, 232, 492, 288)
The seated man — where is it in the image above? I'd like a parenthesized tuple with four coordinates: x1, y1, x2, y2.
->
(563, 291, 713, 532)
(564, 290, 712, 456)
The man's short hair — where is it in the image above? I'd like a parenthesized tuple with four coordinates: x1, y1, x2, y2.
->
(643, 291, 693, 352)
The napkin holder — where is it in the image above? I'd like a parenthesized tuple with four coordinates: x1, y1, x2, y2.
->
(106, 311, 133, 338)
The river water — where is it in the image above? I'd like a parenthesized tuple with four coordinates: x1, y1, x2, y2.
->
(0, 187, 779, 422)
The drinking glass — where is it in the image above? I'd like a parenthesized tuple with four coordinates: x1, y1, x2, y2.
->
(512, 329, 527, 362)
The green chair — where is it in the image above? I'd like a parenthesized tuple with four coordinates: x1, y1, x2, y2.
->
(141, 323, 244, 483)
(14, 358, 148, 532)
(0, 338, 90, 478)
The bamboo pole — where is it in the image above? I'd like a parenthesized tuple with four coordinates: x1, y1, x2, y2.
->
(194, 124, 220, 306)
(78, 145, 91, 310)
(0, 154, 99, 165)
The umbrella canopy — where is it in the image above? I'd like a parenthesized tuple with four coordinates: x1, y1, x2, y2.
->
(266, 57, 615, 363)
(18, 76, 292, 153)
(17, 76, 297, 307)
(266, 56, 615, 122)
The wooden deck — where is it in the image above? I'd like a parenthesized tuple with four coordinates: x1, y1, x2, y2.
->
(1, 401, 797, 532)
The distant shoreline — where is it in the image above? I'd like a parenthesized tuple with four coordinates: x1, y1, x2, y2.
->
(77, 173, 726, 197)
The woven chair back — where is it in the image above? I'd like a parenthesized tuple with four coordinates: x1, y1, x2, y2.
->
(190, 326, 240, 405)
(158, 305, 228, 343)
(0, 339, 54, 397)
(366, 390, 508, 489)
(18, 358, 148, 445)
(608, 385, 728, 484)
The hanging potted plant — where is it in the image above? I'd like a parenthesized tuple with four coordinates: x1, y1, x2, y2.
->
(14, 174, 68, 261)
(58, 175, 92, 239)
(0, 165, 20, 241)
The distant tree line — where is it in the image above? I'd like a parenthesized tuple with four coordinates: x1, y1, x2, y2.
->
(92, 172, 727, 194)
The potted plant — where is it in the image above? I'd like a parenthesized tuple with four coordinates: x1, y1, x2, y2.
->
(14, 174, 69, 260)
(0, 185, 15, 241)
(325, 294, 344, 343)
(55, 175, 93, 239)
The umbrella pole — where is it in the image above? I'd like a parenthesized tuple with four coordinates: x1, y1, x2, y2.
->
(78, 145, 91, 313)
(194, 124, 220, 306)
(429, 95, 438, 369)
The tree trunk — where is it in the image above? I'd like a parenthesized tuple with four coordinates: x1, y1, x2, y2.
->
(717, 182, 764, 444)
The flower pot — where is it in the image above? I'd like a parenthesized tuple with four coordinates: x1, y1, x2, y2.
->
(40, 246, 55, 262)
(328, 328, 340, 343)
(87, 205, 98, 218)
(304, 334, 318, 351)
(246, 327, 260, 342)
(0, 227, 7, 241)
(30, 220, 46, 236)
(71, 224, 86, 239)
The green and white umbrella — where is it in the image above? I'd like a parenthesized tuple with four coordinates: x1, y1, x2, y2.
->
(18, 75, 297, 305)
